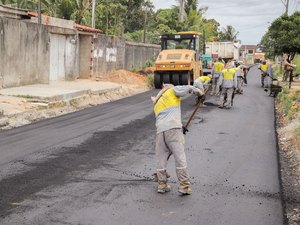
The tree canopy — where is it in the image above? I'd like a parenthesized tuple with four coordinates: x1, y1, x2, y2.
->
(218, 25, 239, 41)
(259, 12, 300, 59)
(0, 0, 239, 46)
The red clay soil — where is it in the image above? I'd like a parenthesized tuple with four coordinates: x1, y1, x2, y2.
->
(101, 70, 147, 86)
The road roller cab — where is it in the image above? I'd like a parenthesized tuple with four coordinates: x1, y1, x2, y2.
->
(154, 32, 203, 89)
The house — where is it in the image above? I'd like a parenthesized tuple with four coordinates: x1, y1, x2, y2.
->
(239, 45, 258, 64)
(0, 4, 160, 89)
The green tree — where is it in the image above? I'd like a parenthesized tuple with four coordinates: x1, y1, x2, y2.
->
(260, 12, 300, 60)
(218, 25, 239, 41)
(0, 0, 37, 10)
(184, 0, 198, 15)
(153, 8, 180, 31)
(94, 1, 127, 35)
(203, 18, 220, 41)
(184, 8, 202, 31)
(258, 31, 276, 59)
(57, 0, 74, 20)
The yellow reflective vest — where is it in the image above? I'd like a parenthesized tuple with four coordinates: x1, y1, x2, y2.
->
(214, 61, 225, 72)
(260, 63, 268, 72)
(200, 76, 211, 83)
(222, 68, 236, 80)
(154, 88, 180, 117)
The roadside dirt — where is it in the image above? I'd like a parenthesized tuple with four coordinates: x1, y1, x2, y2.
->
(276, 91, 300, 225)
(0, 70, 150, 130)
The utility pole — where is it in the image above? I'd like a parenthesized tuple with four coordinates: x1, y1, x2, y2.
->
(143, 0, 150, 43)
(38, 0, 41, 24)
(143, 9, 147, 43)
(281, 0, 290, 14)
(92, 0, 96, 28)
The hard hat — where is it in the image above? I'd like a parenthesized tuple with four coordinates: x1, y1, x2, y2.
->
(261, 59, 266, 63)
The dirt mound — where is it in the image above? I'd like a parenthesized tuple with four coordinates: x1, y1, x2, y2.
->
(102, 70, 147, 86)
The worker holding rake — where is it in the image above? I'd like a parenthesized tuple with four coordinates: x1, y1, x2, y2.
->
(151, 84, 203, 195)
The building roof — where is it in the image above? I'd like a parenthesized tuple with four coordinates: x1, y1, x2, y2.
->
(1, 5, 102, 33)
(74, 24, 102, 33)
(29, 11, 102, 33)
(241, 45, 257, 49)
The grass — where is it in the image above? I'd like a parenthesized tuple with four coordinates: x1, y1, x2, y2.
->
(293, 55, 300, 75)
(129, 59, 155, 73)
(14, 94, 34, 99)
(146, 73, 154, 88)
(294, 127, 300, 137)
(277, 88, 300, 120)
(272, 64, 281, 79)
(69, 99, 78, 107)
(37, 105, 48, 110)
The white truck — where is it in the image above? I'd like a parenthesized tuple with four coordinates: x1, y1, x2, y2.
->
(205, 41, 241, 62)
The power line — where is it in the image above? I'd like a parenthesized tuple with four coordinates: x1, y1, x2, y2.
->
(289, 0, 300, 13)
(290, 0, 297, 13)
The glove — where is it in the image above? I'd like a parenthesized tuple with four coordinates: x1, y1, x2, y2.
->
(193, 88, 204, 97)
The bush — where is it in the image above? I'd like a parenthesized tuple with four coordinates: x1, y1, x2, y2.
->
(278, 88, 300, 120)
(146, 73, 154, 88)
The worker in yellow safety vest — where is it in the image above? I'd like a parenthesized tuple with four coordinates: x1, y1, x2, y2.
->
(258, 59, 270, 88)
(218, 65, 237, 109)
(211, 57, 224, 96)
(151, 84, 203, 195)
(194, 75, 212, 93)
(235, 65, 245, 94)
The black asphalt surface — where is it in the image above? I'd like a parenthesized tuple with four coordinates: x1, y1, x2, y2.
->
(0, 66, 283, 225)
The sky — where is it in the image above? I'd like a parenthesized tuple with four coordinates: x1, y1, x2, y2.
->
(152, 0, 299, 45)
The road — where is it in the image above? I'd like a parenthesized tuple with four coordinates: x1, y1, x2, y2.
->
(0, 66, 283, 225)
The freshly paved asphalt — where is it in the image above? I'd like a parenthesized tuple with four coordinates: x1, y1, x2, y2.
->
(0, 66, 283, 225)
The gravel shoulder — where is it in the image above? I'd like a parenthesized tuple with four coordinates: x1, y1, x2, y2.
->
(275, 83, 300, 225)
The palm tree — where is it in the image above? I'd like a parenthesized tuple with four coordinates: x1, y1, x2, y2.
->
(219, 25, 239, 41)
(178, 0, 184, 22)
(184, 0, 197, 15)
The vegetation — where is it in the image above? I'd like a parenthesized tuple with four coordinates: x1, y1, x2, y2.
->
(277, 88, 300, 121)
(259, 12, 300, 60)
(218, 25, 239, 41)
(0, 0, 239, 45)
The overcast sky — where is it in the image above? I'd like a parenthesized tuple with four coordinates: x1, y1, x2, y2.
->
(152, 0, 299, 45)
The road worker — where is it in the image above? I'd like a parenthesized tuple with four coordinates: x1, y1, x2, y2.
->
(151, 83, 203, 195)
(194, 75, 212, 93)
(211, 57, 224, 96)
(283, 54, 296, 81)
(218, 64, 237, 109)
(258, 59, 271, 87)
(235, 66, 245, 94)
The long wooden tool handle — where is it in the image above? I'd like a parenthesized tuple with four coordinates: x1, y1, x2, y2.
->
(182, 85, 211, 132)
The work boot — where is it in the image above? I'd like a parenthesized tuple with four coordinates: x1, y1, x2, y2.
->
(178, 183, 192, 195)
(157, 182, 171, 193)
(153, 171, 171, 182)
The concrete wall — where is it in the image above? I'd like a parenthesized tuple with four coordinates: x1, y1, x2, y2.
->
(79, 35, 92, 79)
(0, 17, 50, 88)
(0, 16, 160, 88)
(93, 35, 126, 79)
(125, 42, 160, 69)
(64, 34, 79, 80)
(93, 35, 160, 79)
